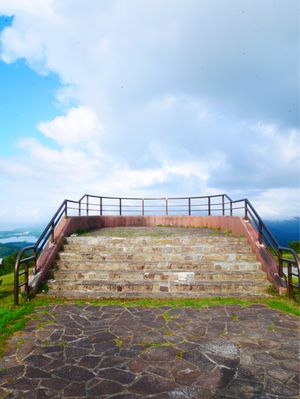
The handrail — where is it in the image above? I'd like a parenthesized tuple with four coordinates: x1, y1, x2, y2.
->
(242, 198, 299, 300)
(277, 246, 300, 299)
(14, 245, 36, 305)
(14, 193, 300, 304)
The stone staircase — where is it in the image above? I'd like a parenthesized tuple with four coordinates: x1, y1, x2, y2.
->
(47, 229, 270, 298)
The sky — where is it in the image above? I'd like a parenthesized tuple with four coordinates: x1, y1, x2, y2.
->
(0, 0, 299, 229)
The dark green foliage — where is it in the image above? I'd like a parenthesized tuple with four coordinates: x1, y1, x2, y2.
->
(74, 228, 91, 235)
(0, 244, 18, 258)
(1, 246, 35, 277)
(37, 281, 49, 293)
(288, 241, 300, 254)
(0, 251, 18, 276)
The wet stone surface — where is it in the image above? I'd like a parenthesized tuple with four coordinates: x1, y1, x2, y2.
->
(0, 304, 299, 398)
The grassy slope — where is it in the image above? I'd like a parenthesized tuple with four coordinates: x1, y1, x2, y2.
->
(0, 270, 299, 358)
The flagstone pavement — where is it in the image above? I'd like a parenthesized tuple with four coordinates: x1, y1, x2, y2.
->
(0, 304, 299, 398)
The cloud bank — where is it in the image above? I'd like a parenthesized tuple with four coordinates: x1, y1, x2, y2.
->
(0, 0, 299, 227)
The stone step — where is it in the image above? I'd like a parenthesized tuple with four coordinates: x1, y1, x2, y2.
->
(66, 235, 246, 242)
(53, 259, 262, 272)
(52, 269, 267, 282)
(48, 231, 269, 299)
(48, 279, 269, 296)
(61, 247, 254, 258)
(63, 241, 251, 251)
(46, 290, 269, 299)
(58, 251, 257, 262)
(47, 291, 269, 300)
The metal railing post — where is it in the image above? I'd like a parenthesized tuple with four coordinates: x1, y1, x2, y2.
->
(287, 263, 292, 298)
(230, 201, 233, 216)
(86, 195, 89, 216)
(100, 197, 103, 215)
(33, 247, 37, 275)
(188, 198, 191, 216)
(14, 263, 19, 305)
(166, 198, 168, 215)
(51, 222, 55, 242)
(222, 195, 225, 216)
(64, 200, 68, 217)
(258, 221, 263, 244)
(79, 200, 81, 216)
(244, 200, 248, 220)
(208, 197, 211, 216)
(119, 198, 122, 215)
(278, 249, 283, 277)
(25, 262, 29, 295)
(142, 199, 145, 216)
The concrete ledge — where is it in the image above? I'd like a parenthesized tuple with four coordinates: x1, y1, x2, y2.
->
(30, 215, 286, 295)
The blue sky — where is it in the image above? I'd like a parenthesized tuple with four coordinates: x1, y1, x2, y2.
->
(0, 17, 60, 156)
(0, 0, 299, 228)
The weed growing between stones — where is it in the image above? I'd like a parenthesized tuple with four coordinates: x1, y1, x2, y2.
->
(114, 337, 123, 348)
(176, 350, 185, 359)
(161, 311, 177, 322)
(268, 322, 275, 332)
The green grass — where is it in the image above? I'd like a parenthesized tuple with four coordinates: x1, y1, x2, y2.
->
(77, 226, 235, 238)
(0, 271, 51, 356)
(114, 337, 123, 348)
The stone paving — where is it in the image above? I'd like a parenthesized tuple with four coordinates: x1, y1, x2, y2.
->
(0, 304, 299, 398)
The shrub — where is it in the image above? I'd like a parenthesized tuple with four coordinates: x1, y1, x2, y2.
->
(288, 241, 300, 254)
(0, 251, 18, 276)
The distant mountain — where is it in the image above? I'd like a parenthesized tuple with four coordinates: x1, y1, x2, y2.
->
(264, 218, 300, 247)
(0, 228, 41, 259)
(0, 242, 36, 258)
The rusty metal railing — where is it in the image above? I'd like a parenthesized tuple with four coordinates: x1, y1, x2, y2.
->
(14, 199, 75, 305)
(14, 193, 300, 304)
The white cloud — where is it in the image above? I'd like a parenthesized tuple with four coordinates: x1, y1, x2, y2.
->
(37, 106, 104, 147)
(0, 0, 299, 227)
(253, 188, 300, 220)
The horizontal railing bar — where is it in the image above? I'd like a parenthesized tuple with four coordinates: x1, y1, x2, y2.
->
(18, 282, 26, 288)
(20, 255, 35, 263)
(18, 245, 36, 252)
(81, 194, 227, 201)
(188, 209, 213, 212)
(282, 258, 297, 264)
(79, 201, 231, 208)
(83, 207, 234, 213)
(230, 199, 246, 203)
(98, 205, 230, 210)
